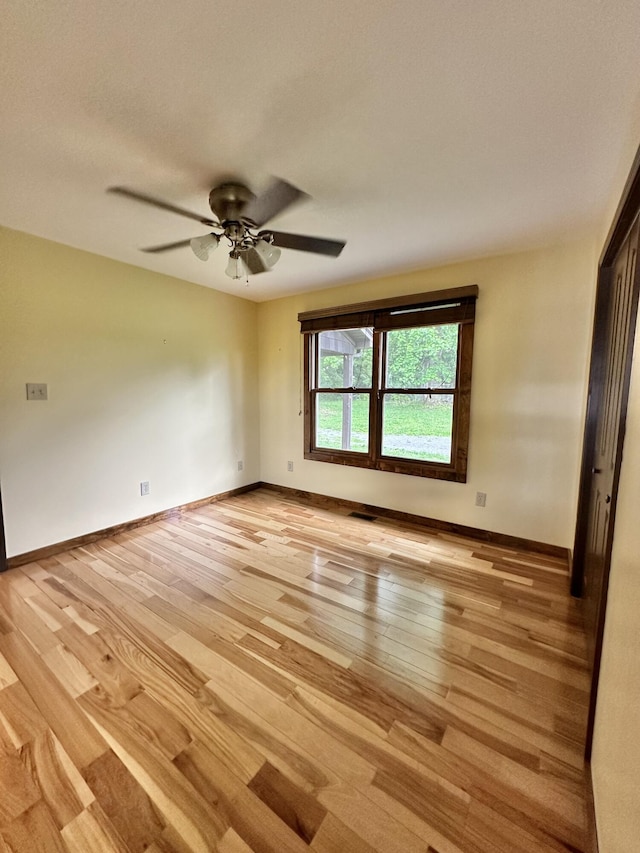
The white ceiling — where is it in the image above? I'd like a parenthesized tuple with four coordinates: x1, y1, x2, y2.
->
(2, 1, 640, 302)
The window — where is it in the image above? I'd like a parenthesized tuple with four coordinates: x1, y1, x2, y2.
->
(299, 286, 477, 482)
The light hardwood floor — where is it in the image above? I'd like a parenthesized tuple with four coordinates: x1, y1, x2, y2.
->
(0, 487, 589, 852)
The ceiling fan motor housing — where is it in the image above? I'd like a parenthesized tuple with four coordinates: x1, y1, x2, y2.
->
(208, 183, 255, 225)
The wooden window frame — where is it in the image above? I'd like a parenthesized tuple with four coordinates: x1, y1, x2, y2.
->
(299, 285, 477, 482)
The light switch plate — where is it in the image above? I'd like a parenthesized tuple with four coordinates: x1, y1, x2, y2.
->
(26, 383, 48, 400)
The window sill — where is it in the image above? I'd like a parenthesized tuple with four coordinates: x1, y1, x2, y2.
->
(304, 449, 467, 482)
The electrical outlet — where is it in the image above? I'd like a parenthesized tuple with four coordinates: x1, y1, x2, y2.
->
(26, 383, 48, 400)
(287, 460, 294, 472)
(140, 481, 150, 496)
(475, 491, 487, 507)
(237, 460, 243, 472)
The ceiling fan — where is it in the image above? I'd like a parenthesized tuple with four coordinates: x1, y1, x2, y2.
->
(108, 178, 346, 279)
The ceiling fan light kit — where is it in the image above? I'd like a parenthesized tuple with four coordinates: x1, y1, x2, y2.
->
(225, 251, 245, 280)
(254, 238, 281, 267)
(190, 232, 219, 261)
(108, 178, 346, 283)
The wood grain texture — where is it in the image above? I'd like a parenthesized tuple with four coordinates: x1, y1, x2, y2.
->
(0, 487, 589, 851)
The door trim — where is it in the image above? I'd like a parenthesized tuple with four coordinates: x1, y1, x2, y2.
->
(0, 485, 7, 573)
(601, 144, 640, 267)
(572, 143, 640, 759)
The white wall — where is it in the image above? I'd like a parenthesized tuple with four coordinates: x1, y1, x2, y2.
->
(0, 226, 259, 556)
(258, 240, 597, 548)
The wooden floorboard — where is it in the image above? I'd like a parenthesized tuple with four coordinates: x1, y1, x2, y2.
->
(0, 488, 589, 852)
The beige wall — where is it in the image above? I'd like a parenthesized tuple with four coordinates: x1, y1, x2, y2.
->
(591, 311, 640, 852)
(258, 240, 597, 548)
(0, 227, 259, 556)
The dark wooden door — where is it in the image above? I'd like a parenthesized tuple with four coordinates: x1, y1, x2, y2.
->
(584, 221, 639, 641)
(577, 215, 640, 753)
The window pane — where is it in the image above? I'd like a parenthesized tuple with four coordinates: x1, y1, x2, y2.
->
(318, 328, 373, 389)
(381, 393, 453, 462)
(315, 393, 369, 453)
(385, 324, 459, 389)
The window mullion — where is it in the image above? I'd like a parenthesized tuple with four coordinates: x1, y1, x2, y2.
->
(371, 330, 385, 466)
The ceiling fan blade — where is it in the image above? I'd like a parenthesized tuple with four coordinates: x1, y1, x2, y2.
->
(108, 187, 218, 226)
(242, 248, 270, 275)
(140, 238, 194, 253)
(242, 178, 308, 227)
(267, 230, 346, 257)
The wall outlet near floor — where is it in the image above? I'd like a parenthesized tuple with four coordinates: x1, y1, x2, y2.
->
(287, 460, 294, 472)
(140, 481, 150, 496)
(237, 460, 243, 472)
(26, 383, 48, 400)
(475, 491, 487, 507)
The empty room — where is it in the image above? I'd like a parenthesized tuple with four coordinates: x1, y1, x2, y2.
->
(1, 2, 640, 852)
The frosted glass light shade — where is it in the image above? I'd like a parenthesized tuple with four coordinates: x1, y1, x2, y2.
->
(225, 253, 245, 280)
(190, 233, 219, 261)
(254, 239, 281, 268)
